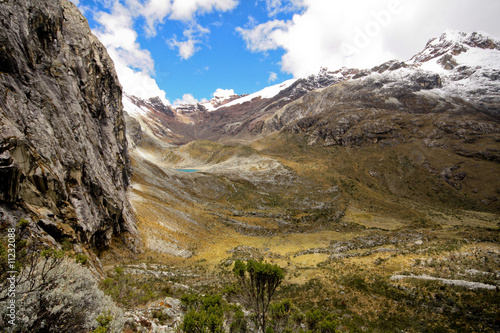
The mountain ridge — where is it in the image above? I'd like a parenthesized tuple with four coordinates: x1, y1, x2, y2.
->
(124, 30, 499, 145)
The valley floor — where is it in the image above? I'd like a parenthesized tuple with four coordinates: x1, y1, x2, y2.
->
(102, 134, 500, 332)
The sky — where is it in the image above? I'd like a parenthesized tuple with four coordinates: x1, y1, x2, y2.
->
(71, 0, 500, 105)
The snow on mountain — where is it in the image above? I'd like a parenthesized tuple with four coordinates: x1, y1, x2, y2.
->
(122, 30, 500, 142)
(408, 30, 500, 113)
(123, 93, 175, 139)
(123, 94, 150, 117)
(198, 89, 239, 111)
(200, 30, 500, 114)
(219, 79, 298, 109)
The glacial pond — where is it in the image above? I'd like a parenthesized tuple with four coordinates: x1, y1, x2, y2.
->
(175, 169, 199, 173)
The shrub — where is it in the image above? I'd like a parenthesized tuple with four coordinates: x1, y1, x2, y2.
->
(181, 293, 225, 333)
(0, 255, 124, 332)
(229, 309, 248, 333)
(268, 299, 303, 332)
(305, 310, 338, 333)
(75, 253, 88, 265)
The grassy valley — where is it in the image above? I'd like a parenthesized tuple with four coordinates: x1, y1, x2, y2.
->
(100, 125, 499, 331)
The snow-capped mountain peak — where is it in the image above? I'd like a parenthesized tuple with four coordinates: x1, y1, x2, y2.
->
(411, 30, 500, 69)
(122, 30, 500, 144)
(219, 79, 298, 109)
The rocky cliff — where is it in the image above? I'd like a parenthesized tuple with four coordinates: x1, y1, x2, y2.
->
(0, 0, 140, 251)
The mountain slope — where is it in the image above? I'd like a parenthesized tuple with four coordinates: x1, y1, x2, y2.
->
(125, 31, 499, 147)
(125, 31, 499, 261)
(0, 0, 140, 253)
(123, 66, 356, 144)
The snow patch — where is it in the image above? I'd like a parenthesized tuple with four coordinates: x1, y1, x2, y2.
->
(123, 95, 149, 116)
(455, 48, 500, 69)
(221, 79, 298, 108)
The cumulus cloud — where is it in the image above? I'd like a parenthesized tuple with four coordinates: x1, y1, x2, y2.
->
(213, 88, 236, 99)
(260, 0, 306, 17)
(173, 88, 236, 105)
(169, 24, 210, 60)
(138, 0, 237, 37)
(173, 93, 205, 106)
(238, 0, 500, 78)
(236, 18, 291, 52)
(139, 0, 173, 37)
(90, 0, 239, 101)
(268, 72, 278, 83)
(169, 0, 239, 21)
(93, 1, 169, 103)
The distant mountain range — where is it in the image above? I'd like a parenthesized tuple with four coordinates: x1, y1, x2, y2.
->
(124, 30, 500, 144)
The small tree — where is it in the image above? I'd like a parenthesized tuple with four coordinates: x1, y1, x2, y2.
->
(233, 260, 284, 332)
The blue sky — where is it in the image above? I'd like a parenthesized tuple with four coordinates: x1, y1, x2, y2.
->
(72, 0, 500, 105)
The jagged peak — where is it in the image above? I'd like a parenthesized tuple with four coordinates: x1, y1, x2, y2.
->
(123, 93, 174, 117)
(434, 30, 500, 49)
(411, 30, 500, 65)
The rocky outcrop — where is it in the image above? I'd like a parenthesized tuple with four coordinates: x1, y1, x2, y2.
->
(124, 113, 143, 148)
(0, 0, 140, 251)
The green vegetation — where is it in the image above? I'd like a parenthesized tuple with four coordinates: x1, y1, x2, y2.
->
(233, 260, 285, 332)
(123, 113, 499, 332)
(181, 294, 226, 333)
(100, 266, 173, 307)
(92, 311, 114, 333)
(0, 221, 124, 332)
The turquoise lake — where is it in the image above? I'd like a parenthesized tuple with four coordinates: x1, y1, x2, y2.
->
(175, 169, 199, 173)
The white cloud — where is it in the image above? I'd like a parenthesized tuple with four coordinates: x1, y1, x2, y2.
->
(138, 0, 238, 36)
(173, 88, 236, 106)
(90, 0, 239, 101)
(260, 0, 306, 17)
(169, 23, 210, 60)
(268, 72, 278, 83)
(92, 2, 169, 104)
(238, 0, 500, 78)
(213, 88, 236, 99)
(170, 39, 198, 60)
(236, 19, 291, 52)
(169, 0, 239, 21)
(173, 93, 207, 106)
(139, 0, 173, 37)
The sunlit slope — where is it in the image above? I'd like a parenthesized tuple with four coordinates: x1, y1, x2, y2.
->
(127, 125, 498, 262)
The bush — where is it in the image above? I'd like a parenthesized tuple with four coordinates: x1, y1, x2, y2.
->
(268, 299, 303, 332)
(229, 309, 248, 333)
(100, 266, 170, 307)
(75, 253, 88, 265)
(181, 293, 225, 333)
(0, 255, 124, 332)
(305, 309, 338, 333)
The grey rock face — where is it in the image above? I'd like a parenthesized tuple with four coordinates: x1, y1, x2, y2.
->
(124, 112, 143, 148)
(0, 0, 140, 251)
